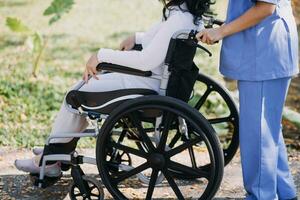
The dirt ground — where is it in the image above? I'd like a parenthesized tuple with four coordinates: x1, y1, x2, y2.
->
(0, 148, 299, 200)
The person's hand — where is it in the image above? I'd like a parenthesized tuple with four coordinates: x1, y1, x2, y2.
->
(196, 27, 225, 45)
(83, 53, 100, 83)
(119, 35, 135, 51)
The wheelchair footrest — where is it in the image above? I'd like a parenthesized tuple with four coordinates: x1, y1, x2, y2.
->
(30, 173, 62, 188)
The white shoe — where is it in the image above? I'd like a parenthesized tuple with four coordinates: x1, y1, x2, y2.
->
(32, 147, 44, 155)
(14, 157, 61, 177)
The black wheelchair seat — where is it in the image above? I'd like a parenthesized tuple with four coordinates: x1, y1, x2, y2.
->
(66, 89, 158, 114)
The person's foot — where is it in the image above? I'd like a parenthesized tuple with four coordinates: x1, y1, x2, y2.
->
(14, 155, 61, 177)
(32, 147, 44, 155)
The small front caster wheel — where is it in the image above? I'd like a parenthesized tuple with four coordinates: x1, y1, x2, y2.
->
(69, 175, 104, 200)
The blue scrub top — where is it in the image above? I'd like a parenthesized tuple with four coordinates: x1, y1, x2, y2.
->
(220, 0, 299, 81)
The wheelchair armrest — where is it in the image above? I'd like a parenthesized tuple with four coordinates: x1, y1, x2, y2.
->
(96, 62, 152, 77)
(132, 44, 143, 51)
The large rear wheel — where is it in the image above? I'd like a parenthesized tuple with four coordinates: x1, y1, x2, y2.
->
(190, 73, 239, 165)
(96, 96, 224, 200)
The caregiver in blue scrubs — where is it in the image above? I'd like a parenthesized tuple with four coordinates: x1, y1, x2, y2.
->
(197, 0, 299, 200)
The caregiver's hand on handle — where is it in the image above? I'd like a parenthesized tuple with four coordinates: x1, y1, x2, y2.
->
(83, 53, 100, 83)
(196, 2, 276, 45)
(196, 27, 225, 45)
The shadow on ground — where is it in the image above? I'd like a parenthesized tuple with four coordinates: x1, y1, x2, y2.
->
(0, 174, 71, 200)
(0, 174, 244, 200)
(1, 149, 298, 200)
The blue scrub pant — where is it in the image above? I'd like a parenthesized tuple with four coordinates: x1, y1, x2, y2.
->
(238, 77, 297, 200)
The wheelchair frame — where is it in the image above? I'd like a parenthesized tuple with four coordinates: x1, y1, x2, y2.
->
(34, 18, 239, 200)
(38, 28, 201, 188)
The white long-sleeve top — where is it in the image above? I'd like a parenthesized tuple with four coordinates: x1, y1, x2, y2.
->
(97, 4, 198, 75)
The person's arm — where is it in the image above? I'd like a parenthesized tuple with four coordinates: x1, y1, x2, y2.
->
(84, 21, 164, 83)
(197, 1, 276, 44)
(97, 13, 184, 71)
(135, 32, 145, 45)
(119, 22, 162, 51)
(136, 22, 161, 44)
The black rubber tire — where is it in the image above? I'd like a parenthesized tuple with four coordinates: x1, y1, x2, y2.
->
(96, 95, 224, 200)
(193, 73, 239, 166)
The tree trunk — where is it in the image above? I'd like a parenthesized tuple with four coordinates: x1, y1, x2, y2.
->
(292, 0, 300, 24)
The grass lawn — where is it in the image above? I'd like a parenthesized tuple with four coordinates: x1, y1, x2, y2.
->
(0, 0, 228, 148)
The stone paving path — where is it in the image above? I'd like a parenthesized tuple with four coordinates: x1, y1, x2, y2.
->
(0, 148, 299, 200)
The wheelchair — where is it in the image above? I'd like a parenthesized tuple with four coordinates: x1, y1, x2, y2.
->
(34, 18, 239, 200)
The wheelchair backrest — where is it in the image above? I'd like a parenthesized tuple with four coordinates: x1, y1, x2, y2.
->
(165, 31, 199, 102)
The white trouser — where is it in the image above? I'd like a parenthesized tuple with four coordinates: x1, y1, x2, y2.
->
(49, 72, 161, 143)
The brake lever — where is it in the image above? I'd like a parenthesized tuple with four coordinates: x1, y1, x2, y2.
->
(196, 43, 212, 57)
(184, 39, 212, 57)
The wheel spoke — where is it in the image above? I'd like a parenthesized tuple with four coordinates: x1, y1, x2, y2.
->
(109, 141, 147, 158)
(90, 185, 96, 190)
(195, 88, 212, 110)
(162, 170, 184, 200)
(120, 151, 126, 157)
(117, 129, 127, 143)
(75, 193, 82, 197)
(145, 169, 159, 200)
(169, 161, 210, 179)
(208, 117, 231, 124)
(158, 112, 174, 151)
(144, 128, 155, 132)
(112, 162, 150, 184)
(168, 130, 181, 148)
(188, 146, 197, 168)
(128, 113, 156, 152)
(167, 137, 202, 158)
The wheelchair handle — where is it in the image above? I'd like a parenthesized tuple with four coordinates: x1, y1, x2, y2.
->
(203, 16, 225, 28)
(186, 31, 213, 57)
(165, 30, 212, 63)
(211, 19, 225, 26)
(196, 17, 225, 46)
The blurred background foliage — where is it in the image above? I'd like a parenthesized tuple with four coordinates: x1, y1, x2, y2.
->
(0, 0, 299, 149)
(292, 0, 299, 23)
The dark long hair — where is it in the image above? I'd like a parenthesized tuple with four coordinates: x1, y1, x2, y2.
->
(161, 0, 215, 25)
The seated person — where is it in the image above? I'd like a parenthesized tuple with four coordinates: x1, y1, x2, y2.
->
(15, 0, 213, 177)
